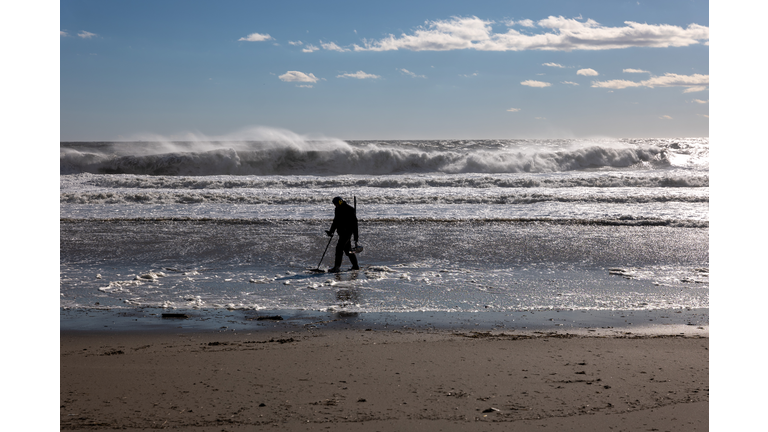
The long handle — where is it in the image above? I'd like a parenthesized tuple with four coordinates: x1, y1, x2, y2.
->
(316, 234, 333, 269)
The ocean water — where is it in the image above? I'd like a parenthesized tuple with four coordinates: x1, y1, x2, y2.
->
(60, 135, 708, 324)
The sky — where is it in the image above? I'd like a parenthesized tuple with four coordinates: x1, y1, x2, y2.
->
(60, 0, 709, 140)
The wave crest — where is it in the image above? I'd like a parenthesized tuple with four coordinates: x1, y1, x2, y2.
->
(61, 141, 676, 176)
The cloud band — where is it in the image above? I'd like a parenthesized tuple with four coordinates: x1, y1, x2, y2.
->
(352, 16, 708, 52)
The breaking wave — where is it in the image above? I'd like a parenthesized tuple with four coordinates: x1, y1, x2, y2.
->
(60, 190, 709, 205)
(62, 171, 709, 190)
(61, 138, 700, 176)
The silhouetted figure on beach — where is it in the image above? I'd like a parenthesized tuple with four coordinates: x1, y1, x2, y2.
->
(326, 196, 359, 272)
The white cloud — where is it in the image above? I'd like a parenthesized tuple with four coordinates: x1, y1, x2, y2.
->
(321, 41, 350, 52)
(352, 15, 708, 52)
(561, 81, 580, 86)
(506, 108, 521, 112)
(521, 80, 551, 88)
(356, 17, 491, 52)
(239, 32, 273, 42)
(543, 62, 565, 68)
(659, 115, 673, 120)
(623, 68, 650, 74)
(297, 84, 314, 88)
(698, 114, 709, 118)
(642, 73, 708, 88)
(78, 31, 97, 39)
(577, 68, 599, 76)
(288, 41, 303, 46)
(279, 71, 319, 83)
(515, 19, 536, 28)
(683, 86, 708, 93)
(302, 44, 320, 53)
(692, 99, 708, 104)
(591, 79, 643, 89)
(538, 16, 598, 30)
(398, 68, 427, 78)
(460, 72, 479, 77)
(337, 71, 381, 79)
(60, 30, 68, 37)
(591, 73, 708, 91)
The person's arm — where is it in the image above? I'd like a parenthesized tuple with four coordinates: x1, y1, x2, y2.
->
(326, 209, 338, 236)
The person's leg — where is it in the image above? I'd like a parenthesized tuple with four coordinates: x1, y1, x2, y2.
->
(331, 242, 343, 272)
(339, 234, 359, 269)
(347, 249, 359, 270)
(331, 233, 351, 272)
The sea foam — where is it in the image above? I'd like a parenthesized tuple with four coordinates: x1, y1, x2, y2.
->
(61, 138, 697, 176)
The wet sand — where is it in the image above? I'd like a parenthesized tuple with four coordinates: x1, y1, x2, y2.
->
(60, 326, 708, 431)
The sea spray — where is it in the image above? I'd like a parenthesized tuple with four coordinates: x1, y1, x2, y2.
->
(61, 138, 704, 176)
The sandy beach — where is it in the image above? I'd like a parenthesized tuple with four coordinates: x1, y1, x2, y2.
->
(60, 325, 708, 431)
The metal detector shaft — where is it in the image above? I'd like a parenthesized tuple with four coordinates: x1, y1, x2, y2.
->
(315, 234, 334, 270)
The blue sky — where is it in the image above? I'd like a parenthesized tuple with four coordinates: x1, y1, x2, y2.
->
(60, 0, 709, 140)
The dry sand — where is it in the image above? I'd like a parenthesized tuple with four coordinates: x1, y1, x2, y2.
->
(60, 328, 708, 431)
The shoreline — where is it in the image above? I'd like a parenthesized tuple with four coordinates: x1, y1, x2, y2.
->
(61, 307, 709, 337)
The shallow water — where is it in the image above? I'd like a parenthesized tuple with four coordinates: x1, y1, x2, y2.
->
(60, 220, 708, 313)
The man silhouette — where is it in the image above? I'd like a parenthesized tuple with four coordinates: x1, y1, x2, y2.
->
(325, 196, 360, 272)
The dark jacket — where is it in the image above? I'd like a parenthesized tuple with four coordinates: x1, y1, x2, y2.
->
(329, 202, 358, 242)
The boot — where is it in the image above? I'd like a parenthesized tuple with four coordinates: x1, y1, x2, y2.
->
(349, 253, 359, 270)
